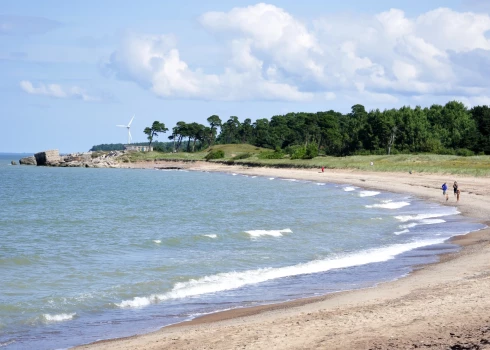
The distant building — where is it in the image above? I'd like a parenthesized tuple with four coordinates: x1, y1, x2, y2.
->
(124, 145, 153, 152)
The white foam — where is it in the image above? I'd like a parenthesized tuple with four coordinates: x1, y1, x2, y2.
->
(117, 296, 152, 308)
(394, 229, 410, 235)
(399, 219, 446, 229)
(269, 178, 274, 180)
(366, 201, 410, 209)
(316, 183, 326, 186)
(399, 223, 418, 229)
(245, 228, 292, 238)
(117, 238, 445, 309)
(153, 240, 161, 244)
(232, 173, 237, 176)
(420, 219, 446, 225)
(204, 234, 217, 239)
(251, 176, 257, 178)
(43, 313, 76, 322)
(359, 191, 380, 197)
(394, 212, 457, 222)
(282, 178, 298, 182)
(343, 186, 356, 192)
(371, 217, 383, 220)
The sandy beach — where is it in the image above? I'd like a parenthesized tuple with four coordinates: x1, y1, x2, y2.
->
(78, 161, 490, 350)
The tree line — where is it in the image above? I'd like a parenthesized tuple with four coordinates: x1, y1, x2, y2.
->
(138, 101, 490, 156)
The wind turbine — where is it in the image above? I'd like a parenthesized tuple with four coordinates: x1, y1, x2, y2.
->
(117, 115, 134, 144)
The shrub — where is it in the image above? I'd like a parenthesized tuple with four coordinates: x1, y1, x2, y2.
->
(258, 150, 285, 159)
(455, 148, 475, 157)
(291, 147, 306, 160)
(232, 153, 252, 160)
(304, 143, 318, 159)
(205, 150, 225, 160)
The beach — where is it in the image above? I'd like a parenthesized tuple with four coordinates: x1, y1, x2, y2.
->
(78, 161, 490, 349)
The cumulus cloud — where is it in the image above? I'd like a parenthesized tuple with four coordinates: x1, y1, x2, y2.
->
(105, 32, 312, 101)
(105, 3, 490, 104)
(20, 81, 101, 102)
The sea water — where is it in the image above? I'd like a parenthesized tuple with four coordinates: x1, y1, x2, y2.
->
(0, 154, 485, 349)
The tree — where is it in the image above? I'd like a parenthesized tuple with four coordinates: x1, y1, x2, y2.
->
(143, 121, 168, 149)
(470, 105, 490, 154)
(207, 115, 222, 145)
(169, 121, 188, 151)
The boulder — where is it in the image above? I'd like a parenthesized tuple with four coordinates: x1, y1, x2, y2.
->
(19, 156, 37, 165)
(11, 160, 17, 165)
(35, 149, 60, 166)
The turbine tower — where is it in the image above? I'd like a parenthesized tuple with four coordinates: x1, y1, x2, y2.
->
(117, 115, 134, 144)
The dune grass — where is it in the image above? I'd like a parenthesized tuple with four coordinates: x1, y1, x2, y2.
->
(120, 145, 490, 177)
(227, 154, 490, 176)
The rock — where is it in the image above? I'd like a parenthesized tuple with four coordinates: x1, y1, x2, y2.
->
(11, 161, 17, 165)
(19, 156, 37, 165)
(35, 150, 60, 166)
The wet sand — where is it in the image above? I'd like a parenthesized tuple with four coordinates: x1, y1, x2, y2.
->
(77, 161, 490, 349)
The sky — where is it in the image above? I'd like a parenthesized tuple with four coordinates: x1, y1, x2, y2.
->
(2, 0, 490, 153)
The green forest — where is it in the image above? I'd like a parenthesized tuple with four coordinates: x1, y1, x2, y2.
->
(92, 101, 490, 157)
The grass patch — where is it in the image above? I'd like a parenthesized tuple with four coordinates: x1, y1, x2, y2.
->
(118, 146, 490, 176)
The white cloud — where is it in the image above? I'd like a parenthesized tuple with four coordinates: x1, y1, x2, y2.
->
(106, 31, 312, 101)
(105, 4, 490, 105)
(20, 80, 101, 101)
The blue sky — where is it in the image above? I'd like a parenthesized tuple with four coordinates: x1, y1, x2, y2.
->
(1, 0, 489, 153)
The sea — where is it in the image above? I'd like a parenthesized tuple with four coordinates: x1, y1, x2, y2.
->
(0, 153, 485, 349)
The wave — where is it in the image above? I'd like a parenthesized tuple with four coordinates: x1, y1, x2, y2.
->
(366, 201, 410, 209)
(343, 186, 357, 192)
(245, 228, 292, 238)
(42, 313, 76, 323)
(269, 177, 274, 180)
(116, 238, 445, 309)
(394, 229, 410, 235)
(203, 234, 217, 239)
(153, 240, 161, 244)
(399, 223, 418, 229)
(359, 191, 380, 197)
(394, 210, 458, 222)
(399, 219, 446, 229)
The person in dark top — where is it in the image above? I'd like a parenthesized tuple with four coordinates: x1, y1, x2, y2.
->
(442, 183, 448, 201)
(453, 181, 458, 197)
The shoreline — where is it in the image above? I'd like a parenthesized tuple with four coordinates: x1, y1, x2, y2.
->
(78, 161, 490, 349)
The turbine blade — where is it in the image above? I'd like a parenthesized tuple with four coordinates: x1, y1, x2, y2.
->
(128, 115, 135, 127)
(128, 130, 132, 141)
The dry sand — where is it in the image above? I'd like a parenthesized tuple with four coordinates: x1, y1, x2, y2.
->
(78, 161, 490, 350)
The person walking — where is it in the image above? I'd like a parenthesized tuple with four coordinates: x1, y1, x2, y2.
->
(457, 189, 461, 202)
(453, 181, 459, 197)
(442, 183, 448, 201)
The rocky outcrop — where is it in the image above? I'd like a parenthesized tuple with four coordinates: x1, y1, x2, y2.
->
(35, 150, 60, 166)
(20, 150, 124, 168)
(11, 161, 17, 165)
(57, 150, 124, 168)
(19, 156, 37, 165)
